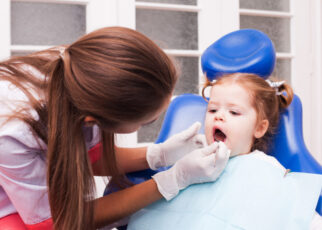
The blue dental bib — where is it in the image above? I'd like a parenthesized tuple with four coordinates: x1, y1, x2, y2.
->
(128, 152, 322, 230)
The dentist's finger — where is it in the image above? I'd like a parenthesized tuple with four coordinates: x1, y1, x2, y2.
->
(179, 122, 202, 141)
(200, 142, 219, 156)
(215, 142, 230, 165)
(193, 134, 207, 148)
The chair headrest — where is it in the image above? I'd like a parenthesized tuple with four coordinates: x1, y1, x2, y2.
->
(201, 29, 276, 81)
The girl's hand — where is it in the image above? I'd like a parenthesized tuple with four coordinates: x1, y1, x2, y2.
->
(152, 142, 230, 200)
(146, 122, 207, 170)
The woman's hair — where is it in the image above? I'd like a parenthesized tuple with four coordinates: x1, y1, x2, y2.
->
(0, 27, 177, 229)
(202, 73, 293, 153)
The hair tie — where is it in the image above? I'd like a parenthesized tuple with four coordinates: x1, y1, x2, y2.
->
(58, 47, 65, 60)
(265, 79, 285, 96)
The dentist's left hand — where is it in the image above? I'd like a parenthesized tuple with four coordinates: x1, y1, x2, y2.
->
(146, 122, 207, 170)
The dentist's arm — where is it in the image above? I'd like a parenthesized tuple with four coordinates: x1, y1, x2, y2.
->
(92, 122, 206, 175)
(94, 142, 230, 228)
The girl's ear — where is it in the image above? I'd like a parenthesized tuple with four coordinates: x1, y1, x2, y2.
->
(254, 119, 269, 139)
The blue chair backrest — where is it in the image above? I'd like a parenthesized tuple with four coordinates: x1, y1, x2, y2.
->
(201, 29, 275, 81)
(155, 93, 322, 214)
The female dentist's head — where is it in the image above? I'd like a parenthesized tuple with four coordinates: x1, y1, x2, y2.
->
(45, 27, 177, 229)
(50, 26, 177, 132)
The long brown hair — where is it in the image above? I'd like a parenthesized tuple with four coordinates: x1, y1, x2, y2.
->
(1, 27, 177, 229)
(202, 73, 293, 152)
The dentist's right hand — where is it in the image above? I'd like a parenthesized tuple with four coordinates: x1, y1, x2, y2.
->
(152, 142, 230, 201)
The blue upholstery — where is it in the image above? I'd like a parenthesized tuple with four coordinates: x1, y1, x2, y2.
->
(201, 29, 275, 81)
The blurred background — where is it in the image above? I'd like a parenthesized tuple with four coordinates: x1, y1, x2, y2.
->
(0, 0, 321, 165)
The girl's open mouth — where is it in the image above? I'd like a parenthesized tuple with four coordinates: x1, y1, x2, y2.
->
(213, 128, 226, 142)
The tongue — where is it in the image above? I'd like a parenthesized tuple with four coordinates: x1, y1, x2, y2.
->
(214, 131, 226, 142)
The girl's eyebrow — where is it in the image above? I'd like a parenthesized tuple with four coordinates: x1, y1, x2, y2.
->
(227, 103, 240, 107)
(209, 101, 244, 110)
(208, 101, 218, 105)
(209, 101, 239, 107)
(227, 103, 245, 111)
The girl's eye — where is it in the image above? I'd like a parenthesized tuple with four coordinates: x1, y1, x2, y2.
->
(230, 111, 240, 116)
(209, 109, 217, 113)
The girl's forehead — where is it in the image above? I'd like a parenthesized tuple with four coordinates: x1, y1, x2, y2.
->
(210, 82, 254, 105)
(212, 81, 249, 95)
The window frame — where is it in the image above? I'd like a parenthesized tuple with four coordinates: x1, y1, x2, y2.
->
(0, 0, 10, 60)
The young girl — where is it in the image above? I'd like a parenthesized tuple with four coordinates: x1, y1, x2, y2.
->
(0, 26, 230, 229)
(127, 73, 322, 230)
(203, 72, 292, 158)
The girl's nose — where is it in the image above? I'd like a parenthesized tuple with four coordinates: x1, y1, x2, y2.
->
(214, 111, 224, 121)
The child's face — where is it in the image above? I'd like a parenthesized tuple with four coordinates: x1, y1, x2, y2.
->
(205, 82, 267, 157)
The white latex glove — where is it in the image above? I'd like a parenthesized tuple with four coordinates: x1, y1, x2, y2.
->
(146, 122, 207, 170)
(152, 141, 230, 201)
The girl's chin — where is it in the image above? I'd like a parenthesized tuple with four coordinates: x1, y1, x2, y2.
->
(229, 150, 239, 158)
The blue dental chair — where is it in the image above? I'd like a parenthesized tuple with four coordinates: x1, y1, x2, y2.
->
(151, 93, 322, 215)
(105, 29, 322, 221)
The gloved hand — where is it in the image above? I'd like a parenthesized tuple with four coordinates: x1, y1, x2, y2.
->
(146, 122, 207, 170)
(152, 142, 230, 200)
